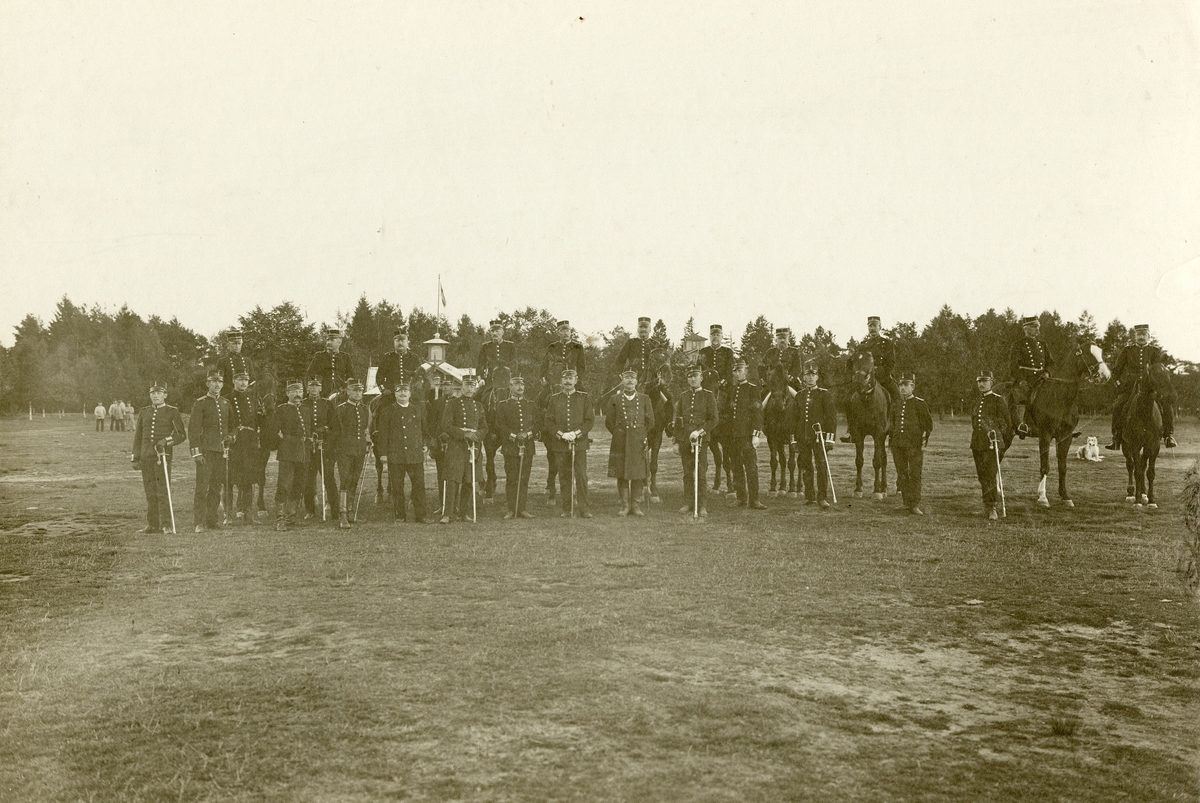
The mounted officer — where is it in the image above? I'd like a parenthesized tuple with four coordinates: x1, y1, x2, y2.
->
(376, 327, 426, 405)
(1107, 323, 1177, 450)
(477, 320, 517, 386)
(1009, 315, 1054, 438)
(307, 327, 356, 402)
(616, 316, 659, 380)
(698, 324, 735, 388)
(761, 326, 802, 393)
(542, 320, 585, 384)
(848, 316, 897, 401)
(216, 328, 253, 397)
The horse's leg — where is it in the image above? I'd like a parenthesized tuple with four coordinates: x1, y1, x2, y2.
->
(1057, 436, 1073, 507)
(1037, 435, 1050, 508)
(1135, 449, 1148, 506)
(649, 443, 661, 503)
(787, 442, 798, 497)
(1146, 449, 1158, 509)
(1124, 448, 1136, 502)
(768, 439, 779, 494)
(375, 451, 386, 503)
(854, 438, 865, 498)
(875, 433, 888, 498)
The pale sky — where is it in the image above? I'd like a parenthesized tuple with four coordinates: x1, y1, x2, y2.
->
(3, 1, 1198, 358)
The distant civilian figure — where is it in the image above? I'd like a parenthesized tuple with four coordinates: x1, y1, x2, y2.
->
(95, 402, 107, 431)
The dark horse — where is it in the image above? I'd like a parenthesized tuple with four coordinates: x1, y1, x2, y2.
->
(477, 365, 511, 502)
(1123, 364, 1168, 509)
(844, 351, 890, 499)
(761, 366, 797, 497)
(642, 372, 674, 504)
(1022, 340, 1110, 508)
(701, 369, 735, 493)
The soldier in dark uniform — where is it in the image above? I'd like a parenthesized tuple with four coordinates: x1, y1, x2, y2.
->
(270, 380, 310, 531)
(698, 324, 735, 388)
(300, 377, 336, 520)
(1107, 324, 1177, 450)
(675, 364, 719, 517)
(375, 328, 427, 406)
(1009, 315, 1054, 438)
(970, 370, 1014, 521)
(546, 368, 594, 518)
(790, 359, 838, 509)
(333, 378, 371, 528)
(374, 380, 430, 523)
(849, 316, 898, 401)
(130, 381, 187, 533)
(606, 369, 656, 517)
(727, 359, 767, 509)
(477, 320, 517, 384)
(887, 372, 933, 515)
(216, 329, 253, 397)
(188, 370, 234, 533)
(616, 317, 658, 380)
(761, 327, 802, 393)
(495, 373, 540, 519)
(227, 371, 259, 523)
(307, 328, 356, 401)
(542, 320, 586, 383)
(440, 372, 487, 523)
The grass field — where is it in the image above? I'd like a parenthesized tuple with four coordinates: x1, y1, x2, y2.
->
(1, 413, 1198, 801)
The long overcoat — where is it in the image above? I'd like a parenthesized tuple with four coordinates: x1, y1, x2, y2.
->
(605, 392, 655, 480)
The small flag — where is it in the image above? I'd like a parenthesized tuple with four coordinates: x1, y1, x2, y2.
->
(439, 279, 447, 307)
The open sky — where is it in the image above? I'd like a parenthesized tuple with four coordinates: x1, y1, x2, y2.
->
(3, 1, 1198, 359)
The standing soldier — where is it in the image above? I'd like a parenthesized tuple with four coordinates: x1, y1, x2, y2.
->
(376, 327, 427, 406)
(271, 380, 310, 532)
(606, 369, 656, 517)
(616, 317, 658, 379)
(849, 316, 898, 401)
(188, 370, 234, 533)
(300, 377, 336, 520)
(375, 380, 430, 523)
(970, 370, 1014, 521)
(1107, 324, 1177, 450)
(675, 364, 719, 517)
(307, 327, 356, 401)
(217, 329, 253, 397)
(496, 373, 540, 519)
(698, 324, 735, 387)
(761, 327, 802, 393)
(130, 381, 186, 533)
(440, 372, 487, 523)
(538, 363, 566, 507)
(888, 371, 933, 515)
(228, 371, 259, 524)
(333, 378, 371, 529)
(728, 358, 767, 509)
(546, 368, 594, 518)
(542, 320, 586, 383)
(1009, 315, 1054, 438)
(790, 359, 838, 509)
(477, 320, 517, 384)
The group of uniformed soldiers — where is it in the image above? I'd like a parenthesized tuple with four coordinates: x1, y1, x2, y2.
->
(128, 314, 1178, 531)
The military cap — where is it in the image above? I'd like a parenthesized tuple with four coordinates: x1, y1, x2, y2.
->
(898, 371, 916, 382)
(802, 360, 819, 375)
(775, 327, 790, 337)
(226, 328, 243, 339)
(867, 316, 881, 324)
(150, 380, 167, 392)
(638, 316, 651, 325)
(462, 371, 479, 384)
(489, 320, 503, 330)
(233, 370, 250, 380)
(561, 367, 578, 378)
(619, 369, 638, 379)
(557, 319, 570, 328)
(732, 357, 748, 369)
(1133, 323, 1149, 333)
(306, 376, 323, 386)
(509, 373, 525, 383)
(686, 364, 703, 376)
(1020, 316, 1039, 327)
(324, 327, 344, 339)
(393, 378, 411, 389)
(710, 324, 723, 335)
(976, 369, 995, 381)
(286, 380, 304, 392)
(206, 368, 223, 381)
(345, 378, 364, 390)
(393, 327, 408, 337)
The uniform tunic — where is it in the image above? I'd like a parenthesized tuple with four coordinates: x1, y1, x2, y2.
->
(217, 352, 253, 396)
(605, 392, 655, 480)
(376, 350, 426, 401)
(333, 399, 370, 491)
(542, 339, 586, 382)
(374, 401, 428, 519)
(674, 387, 720, 509)
(228, 389, 259, 503)
(495, 395, 540, 514)
(441, 396, 488, 483)
(189, 394, 233, 528)
(1111, 342, 1175, 440)
(888, 394, 933, 510)
(727, 381, 763, 504)
(698, 345, 735, 387)
(616, 337, 658, 379)
(477, 340, 517, 382)
(789, 385, 838, 502)
(761, 345, 803, 390)
(270, 402, 309, 523)
(545, 389, 594, 513)
(300, 395, 336, 515)
(971, 391, 1014, 510)
(306, 349, 356, 395)
(131, 403, 187, 529)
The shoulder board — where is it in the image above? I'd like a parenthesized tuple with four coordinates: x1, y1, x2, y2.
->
(140, 405, 152, 412)
(816, 386, 829, 392)
(987, 391, 1003, 398)
(165, 404, 178, 411)
(912, 396, 925, 402)
(196, 395, 208, 402)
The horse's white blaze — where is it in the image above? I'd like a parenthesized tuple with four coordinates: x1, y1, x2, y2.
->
(1090, 344, 1112, 380)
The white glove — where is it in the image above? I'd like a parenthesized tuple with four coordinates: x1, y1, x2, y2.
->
(690, 429, 702, 444)
(561, 431, 575, 443)
(751, 433, 763, 449)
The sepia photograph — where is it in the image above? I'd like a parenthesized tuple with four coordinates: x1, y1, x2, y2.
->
(2, 2, 1198, 800)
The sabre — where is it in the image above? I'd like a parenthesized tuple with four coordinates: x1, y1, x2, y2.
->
(223, 442, 232, 526)
(988, 429, 1007, 517)
(813, 423, 837, 504)
(516, 441, 527, 516)
(353, 443, 371, 522)
(569, 439, 577, 518)
(157, 445, 176, 534)
(319, 439, 328, 522)
(469, 440, 478, 523)
(694, 433, 701, 519)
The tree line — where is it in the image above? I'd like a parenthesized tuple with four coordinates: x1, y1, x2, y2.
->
(2, 295, 1197, 418)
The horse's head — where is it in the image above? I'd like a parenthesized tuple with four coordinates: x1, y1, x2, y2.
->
(850, 351, 874, 391)
(700, 369, 721, 392)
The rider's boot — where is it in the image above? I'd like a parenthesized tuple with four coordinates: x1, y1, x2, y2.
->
(1015, 404, 1029, 438)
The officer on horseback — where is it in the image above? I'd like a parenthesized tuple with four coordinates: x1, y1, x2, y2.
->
(617, 317, 659, 380)
(699, 324, 735, 388)
(307, 328, 356, 403)
(761, 327, 802, 393)
(376, 327, 425, 406)
(849, 316, 898, 401)
(1009, 315, 1053, 438)
(1107, 324, 1177, 450)
(542, 320, 586, 383)
(477, 320, 516, 385)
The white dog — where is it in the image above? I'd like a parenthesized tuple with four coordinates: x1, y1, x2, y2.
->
(1075, 436, 1103, 462)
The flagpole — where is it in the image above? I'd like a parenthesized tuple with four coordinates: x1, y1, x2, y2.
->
(436, 274, 441, 336)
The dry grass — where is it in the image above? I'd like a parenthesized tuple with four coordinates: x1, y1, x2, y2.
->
(1, 415, 1198, 801)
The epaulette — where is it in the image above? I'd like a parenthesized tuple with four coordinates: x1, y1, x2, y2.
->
(912, 395, 925, 402)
